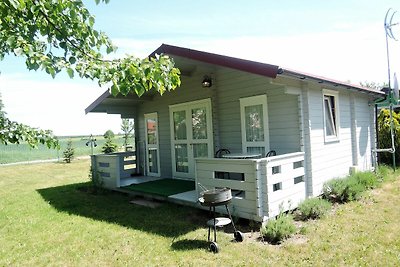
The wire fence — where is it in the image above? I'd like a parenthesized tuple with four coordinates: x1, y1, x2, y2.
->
(0, 135, 128, 165)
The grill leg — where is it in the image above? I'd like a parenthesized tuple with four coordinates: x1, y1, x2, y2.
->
(225, 204, 237, 232)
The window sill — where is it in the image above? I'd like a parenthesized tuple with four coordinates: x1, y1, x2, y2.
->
(324, 136, 340, 144)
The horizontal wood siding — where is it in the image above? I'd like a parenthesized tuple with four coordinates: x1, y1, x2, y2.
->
(215, 68, 301, 155)
(137, 73, 214, 177)
(355, 96, 373, 171)
(306, 85, 371, 196)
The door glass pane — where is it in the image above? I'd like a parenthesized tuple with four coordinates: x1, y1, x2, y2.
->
(148, 148, 158, 173)
(173, 111, 187, 140)
(146, 118, 157, 145)
(193, 143, 208, 158)
(192, 108, 207, 139)
(245, 104, 264, 142)
(175, 144, 188, 173)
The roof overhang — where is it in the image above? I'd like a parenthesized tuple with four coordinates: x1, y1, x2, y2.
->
(279, 68, 385, 97)
(85, 44, 385, 114)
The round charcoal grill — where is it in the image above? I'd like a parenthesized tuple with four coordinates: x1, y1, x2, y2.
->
(198, 187, 244, 253)
(199, 188, 232, 205)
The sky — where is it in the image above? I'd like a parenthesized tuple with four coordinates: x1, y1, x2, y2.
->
(1, 0, 400, 136)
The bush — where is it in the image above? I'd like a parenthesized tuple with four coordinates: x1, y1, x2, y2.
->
(101, 130, 118, 154)
(323, 171, 379, 203)
(260, 213, 296, 244)
(353, 171, 379, 190)
(101, 138, 118, 154)
(377, 109, 400, 165)
(296, 198, 332, 220)
(63, 139, 75, 163)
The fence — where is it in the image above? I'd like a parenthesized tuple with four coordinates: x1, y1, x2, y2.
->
(195, 152, 306, 222)
(0, 135, 128, 164)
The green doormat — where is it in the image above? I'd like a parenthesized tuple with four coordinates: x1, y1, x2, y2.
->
(123, 179, 195, 197)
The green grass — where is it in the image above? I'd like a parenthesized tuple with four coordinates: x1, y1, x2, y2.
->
(1, 160, 400, 266)
(0, 135, 126, 164)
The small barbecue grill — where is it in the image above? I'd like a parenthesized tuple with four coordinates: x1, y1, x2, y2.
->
(199, 187, 244, 253)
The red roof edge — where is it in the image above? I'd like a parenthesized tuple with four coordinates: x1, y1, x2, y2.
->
(150, 44, 280, 79)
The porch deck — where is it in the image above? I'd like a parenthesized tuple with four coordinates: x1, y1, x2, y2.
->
(117, 177, 198, 205)
(91, 151, 307, 222)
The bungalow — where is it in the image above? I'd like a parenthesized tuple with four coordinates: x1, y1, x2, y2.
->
(86, 44, 384, 222)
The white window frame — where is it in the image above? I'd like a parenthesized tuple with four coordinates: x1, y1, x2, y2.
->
(323, 89, 340, 142)
(239, 95, 270, 154)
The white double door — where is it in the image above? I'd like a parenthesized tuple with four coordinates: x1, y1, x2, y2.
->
(169, 99, 213, 179)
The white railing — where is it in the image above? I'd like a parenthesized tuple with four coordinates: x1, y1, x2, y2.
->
(195, 152, 306, 222)
(91, 151, 136, 188)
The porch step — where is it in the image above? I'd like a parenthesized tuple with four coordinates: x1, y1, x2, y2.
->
(168, 190, 199, 207)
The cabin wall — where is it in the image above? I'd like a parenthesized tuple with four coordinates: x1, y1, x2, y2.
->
(135, 67, 302, 178)
(136, 72, 214, 178)
(215, 69, 301, 155)
(302, 83, 375, 196)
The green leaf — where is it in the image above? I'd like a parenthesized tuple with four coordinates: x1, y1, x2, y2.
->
(69, 57, 76, 64)
(67, 68, 74, 78)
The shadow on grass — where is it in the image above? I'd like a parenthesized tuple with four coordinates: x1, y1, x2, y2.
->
(170, 239, 209, 251)
(37, 182, 205, 238)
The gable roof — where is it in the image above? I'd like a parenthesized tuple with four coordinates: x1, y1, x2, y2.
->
(152, 44, 384, 97)
(86, 44, 384, 114)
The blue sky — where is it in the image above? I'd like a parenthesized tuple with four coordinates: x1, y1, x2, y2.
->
(1, 0, 400, 136)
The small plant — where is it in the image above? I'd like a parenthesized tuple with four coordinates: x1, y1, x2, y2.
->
(63, 139, 75, 163)
(353, 171, 379, 190)
(87, 167, 105, 194)
(260, 213, 296, 244)
(101, 129, 118, 154)
(322, 171, 379, 203)
(296, 198, 332, 220)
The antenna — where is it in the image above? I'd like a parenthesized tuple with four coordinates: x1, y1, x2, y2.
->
(384, 8, 399, 89)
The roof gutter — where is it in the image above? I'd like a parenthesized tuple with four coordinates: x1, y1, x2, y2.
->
(279, 68, 385, 98)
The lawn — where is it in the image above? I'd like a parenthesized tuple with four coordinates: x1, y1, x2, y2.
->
(0, 135, 126, 164)
(1, 159, 400, 266)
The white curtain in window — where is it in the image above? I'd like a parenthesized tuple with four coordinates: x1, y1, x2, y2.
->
(245, 104, 264, 142)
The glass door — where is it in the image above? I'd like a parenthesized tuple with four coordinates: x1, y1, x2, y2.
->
(170, 99, 213, 179)
(145, 113, 160, 177)
(240, 95, 269, 155)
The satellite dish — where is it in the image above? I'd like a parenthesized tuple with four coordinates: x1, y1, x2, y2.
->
(385, 8, 399, 40)
(394, 72, 399, 100)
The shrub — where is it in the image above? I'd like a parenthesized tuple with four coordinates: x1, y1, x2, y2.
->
(353, 171, 379, 190)
(63, 139, 75, 163)
(296, 198, 332, 220)
(101, 130, 118, 154)
(260, 213, 296, 244)
(101, 138, 118, 154)
(377, 109, 400, 165)
(323, 171, 378, 203)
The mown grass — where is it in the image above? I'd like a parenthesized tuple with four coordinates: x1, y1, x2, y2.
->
(0, 135, 126, 164)
(1, 160, 400, 266)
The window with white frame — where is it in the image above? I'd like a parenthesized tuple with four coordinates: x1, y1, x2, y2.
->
(323, 90, 339, 141)
(239, 95, 269, 155)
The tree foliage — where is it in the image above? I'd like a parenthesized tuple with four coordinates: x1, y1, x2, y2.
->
(0, 0, 181, 97)
(377, 108, 400, 164)
(0, 93, 59, 148)
(0, 0, 180, 148)
(121, 118, 134, 149)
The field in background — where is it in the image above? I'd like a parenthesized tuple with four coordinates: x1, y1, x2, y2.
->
(0, 135, 128, 164)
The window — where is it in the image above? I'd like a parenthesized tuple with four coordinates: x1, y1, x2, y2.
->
(239, 95, 269, 155)
(323, 90, 339, 141)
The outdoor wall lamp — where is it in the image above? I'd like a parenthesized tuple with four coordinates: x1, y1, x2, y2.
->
(202, 75, 212, 88)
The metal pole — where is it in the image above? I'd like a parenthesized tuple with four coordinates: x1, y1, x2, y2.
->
(389, 103, 396, 169)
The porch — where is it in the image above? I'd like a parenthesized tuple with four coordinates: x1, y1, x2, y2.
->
(91, 150, 306, 222)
